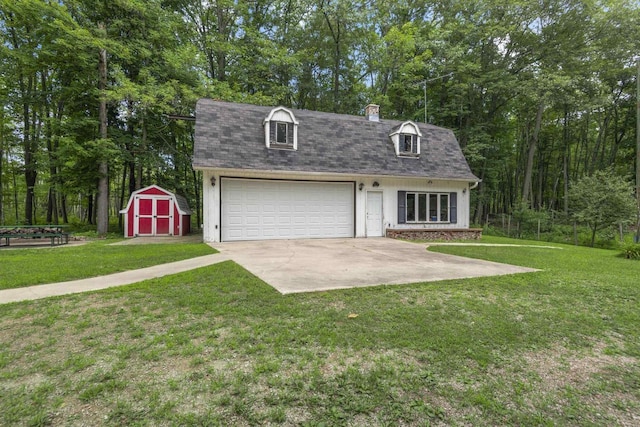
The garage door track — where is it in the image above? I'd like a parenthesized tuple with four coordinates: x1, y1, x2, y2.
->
(210, 238, 538, 294)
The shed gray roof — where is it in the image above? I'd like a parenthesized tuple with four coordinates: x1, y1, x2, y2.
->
(193, 99, 479, 181)
(174, 193, 192, 215)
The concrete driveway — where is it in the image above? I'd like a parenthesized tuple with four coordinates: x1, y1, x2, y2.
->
(210, 238, 538, 294)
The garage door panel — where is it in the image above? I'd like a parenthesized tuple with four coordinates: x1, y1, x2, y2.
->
(222, 179, 354, 241)
(278, 228, 292, 237)
(246, 215, 260, 226)
(279, 216, 292, 225)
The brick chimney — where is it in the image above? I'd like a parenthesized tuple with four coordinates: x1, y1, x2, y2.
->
(365, 104, 379, 122)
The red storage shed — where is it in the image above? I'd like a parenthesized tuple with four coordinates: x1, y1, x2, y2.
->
(120, 185, 192, 238)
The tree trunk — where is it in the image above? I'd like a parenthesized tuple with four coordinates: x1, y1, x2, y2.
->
(0, 136, 3, 225)
(522, 102, 544, 205)
(61, 194, 68, 224)
(43, 70, 59, 225)
(332, 35, 341, 112)
(129, 160, 136, 194)
(136, 112, 145, 189)
(22, 75, 37, 225)
(0, 145, 3, 225)
(118, 163, 127, 231)
(93, 193, 98, 225)
(12, 159, 19, 223)
(0, 102, 6, 224)
(171, 122, 180, 191)
(87, 193, 93, 224)
(96, 22, 109, 235)
(47, 188, 58, 224)
(215, 4, 227, 81)
(321, 0, 342, 112)
(473, 160, 487, 224)
(563, 108, 570, 215)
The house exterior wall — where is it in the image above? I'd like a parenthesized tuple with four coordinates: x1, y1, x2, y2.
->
(202, 169, 471, 243)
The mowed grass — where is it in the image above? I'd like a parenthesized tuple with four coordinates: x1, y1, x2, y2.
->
(0, 237, 639, 426)
(0, 240, 216, 290)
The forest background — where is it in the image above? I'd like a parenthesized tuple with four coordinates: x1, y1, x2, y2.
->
(1, 0, 639, 240)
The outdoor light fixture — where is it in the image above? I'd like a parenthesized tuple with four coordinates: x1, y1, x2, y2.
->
(358, 183, 364, 191)
(210, 176, 216, 187)
(462, 187, 467, 194)
(372, 181, 380, 187)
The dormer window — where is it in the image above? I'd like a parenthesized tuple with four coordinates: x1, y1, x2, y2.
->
(389, 121, 421, 157)
(264, 107, 298, 150)
(276, 122, 289, 144)
(401, 134, 418, 154)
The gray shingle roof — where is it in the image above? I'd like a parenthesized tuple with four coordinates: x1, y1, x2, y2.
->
(193, 99, 479, 181)
(174, 193, 192, 215)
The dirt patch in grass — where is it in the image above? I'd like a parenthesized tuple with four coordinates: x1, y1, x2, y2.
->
(517, 340, 636, 392)
(474, 340, 640, 425)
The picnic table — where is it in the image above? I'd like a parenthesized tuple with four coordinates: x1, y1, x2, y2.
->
(0, 225, 70, 247)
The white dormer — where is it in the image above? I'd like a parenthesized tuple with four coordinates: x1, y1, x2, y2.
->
(389, 121, 422, 157)
(263, 106, 299, 150)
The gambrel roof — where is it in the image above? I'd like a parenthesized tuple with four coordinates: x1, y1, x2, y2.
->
(193, 99, 479, 181)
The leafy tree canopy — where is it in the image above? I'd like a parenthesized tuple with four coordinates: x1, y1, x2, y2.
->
(569, 170, 637, 246)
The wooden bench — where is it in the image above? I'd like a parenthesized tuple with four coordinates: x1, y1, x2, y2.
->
(0, 226, 70, 247)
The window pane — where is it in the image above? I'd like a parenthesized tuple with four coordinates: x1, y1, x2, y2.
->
(418, 194, 427, 221)
(276, 123, 287, 143)
(407, 193, 416, 222)
(411, 135, 418, 153)
(400, 135, 408, 152)
(429, 194, 438, 221)
(440, 194, 449, 221)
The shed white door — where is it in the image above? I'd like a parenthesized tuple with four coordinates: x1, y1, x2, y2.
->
(221, 178, 354, 241)
(366, 191, 383, 237)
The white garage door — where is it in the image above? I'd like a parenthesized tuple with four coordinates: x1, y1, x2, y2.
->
(221, 178, 354, 241)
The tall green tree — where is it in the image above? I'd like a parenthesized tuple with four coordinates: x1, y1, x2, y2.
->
(569, 170, 637, 246)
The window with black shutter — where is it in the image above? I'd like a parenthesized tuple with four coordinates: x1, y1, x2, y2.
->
(398, 191, 454, 223)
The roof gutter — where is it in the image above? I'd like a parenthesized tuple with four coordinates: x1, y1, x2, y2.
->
(192, 166, 479, 183)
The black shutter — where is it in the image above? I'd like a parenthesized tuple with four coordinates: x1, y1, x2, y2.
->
(398, 191, 406, 224)
(449, 192, 457, 224)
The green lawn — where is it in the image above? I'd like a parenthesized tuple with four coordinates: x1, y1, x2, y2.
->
(0, 240, 216, 290)
(0, 237, 638, 426)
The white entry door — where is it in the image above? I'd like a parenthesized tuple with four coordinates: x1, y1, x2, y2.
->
(366, 191, 383, 237)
